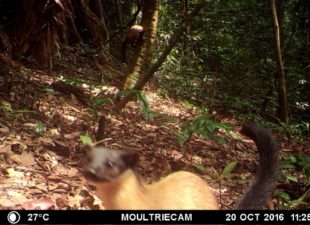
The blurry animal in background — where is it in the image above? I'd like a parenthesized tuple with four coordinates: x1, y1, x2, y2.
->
(122, 25, 145, 63)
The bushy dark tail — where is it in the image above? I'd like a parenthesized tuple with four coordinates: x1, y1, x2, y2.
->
(236, 121, 279, 209)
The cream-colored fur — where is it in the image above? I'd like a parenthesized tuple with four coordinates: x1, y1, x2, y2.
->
(91, 170, 219, 210)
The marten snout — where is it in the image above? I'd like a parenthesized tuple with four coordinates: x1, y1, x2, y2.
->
(83, 149, 105, 182)
(83, 147, 139, 183)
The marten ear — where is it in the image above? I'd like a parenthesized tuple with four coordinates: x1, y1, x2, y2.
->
(122, 151, 139, 168)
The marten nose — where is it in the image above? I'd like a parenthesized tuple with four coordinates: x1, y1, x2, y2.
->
(83, 153, 98, 181)
(83, 167, 99, 181)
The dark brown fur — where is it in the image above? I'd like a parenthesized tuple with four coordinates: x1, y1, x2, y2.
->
(122, 25, 145, 63)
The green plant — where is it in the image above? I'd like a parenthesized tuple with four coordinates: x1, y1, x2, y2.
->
(86, 88, 112, 118)
(80, 135, 93, 145)
(193, 160, 238, 183)
(281, 152, 310, 183)
(0, 103, 36, 115)
(136, 91, 155, 121)
(276, 152, 310, 209)
(35, 122, 46, 133)
(117, 89, 155, 120)
(87, 96, 111, 118)
(62, 77, 86, 85)
(177, 115, 231, 145)
(0, 102, 13, 113)
(274, 190, 308, 209)
(287, 122, 310, 142)
(193, 160, 239, 203)
(37, 84, 54, 93)
(90, 97, 111, 109)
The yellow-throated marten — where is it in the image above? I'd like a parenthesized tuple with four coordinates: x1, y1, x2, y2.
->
(122, 25, 145, 63)
(83, 122, 279, 209)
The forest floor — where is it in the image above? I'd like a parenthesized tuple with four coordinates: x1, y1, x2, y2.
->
(0, 49, 308, 210)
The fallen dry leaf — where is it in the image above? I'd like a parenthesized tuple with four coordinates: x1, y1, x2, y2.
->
(7, 168, 25, 179)
(64, 131, 81, 139)
(66, 167, 79, 177)
(68, 195, 84, 208)
(53, 140, 67, 147)
(56, 196, 69, 208)
(0, 198, 18, 208)
(23, 123, 36, 128)
(37, 137, 54, 146)
(6, 190, 28, 205)
(49, 128, 60, 136)
(0, 126, 9, 133)
(22, 199, 54, 210)
(0, 144, 11, 154)
(20, 151, 36, 167)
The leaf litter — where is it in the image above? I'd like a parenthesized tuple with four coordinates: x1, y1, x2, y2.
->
(0, 51, 308, 210)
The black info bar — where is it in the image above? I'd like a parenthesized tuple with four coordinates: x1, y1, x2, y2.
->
(2, 210, 309, 224)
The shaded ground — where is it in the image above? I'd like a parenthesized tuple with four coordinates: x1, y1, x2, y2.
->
(0, 50, 308, 210)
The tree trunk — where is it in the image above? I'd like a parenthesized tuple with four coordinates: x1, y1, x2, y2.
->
(73, 0, 108, 45)
(180, 0, 189, 66)
(89, 0, 110, 43)
(270, 0, 289, 124)
(13, 0, 65, 68)
(116, 0, 204, 110)
(114, 0, 123, 26)
(120, 0, 159, 89)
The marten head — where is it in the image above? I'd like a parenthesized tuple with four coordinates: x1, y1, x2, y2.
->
(83, 147, 139, 183)
(127, 25, 145, 47)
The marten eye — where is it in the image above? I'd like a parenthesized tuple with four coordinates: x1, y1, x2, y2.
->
(106, 161, 114, 168)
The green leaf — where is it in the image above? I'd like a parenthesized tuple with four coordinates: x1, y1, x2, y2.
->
(192, 163, 206, 172)
(289, 155, 298, 163)
(63, 78, 86, 85)
(282, 173, 298, 183)
(178, 115, 231, 145)
(91, 97, 110, 108)
(15, 109, 36, 114)
(35, 122, 46, 133)
(305, 168, 310, 182)
(116, 88, 138, 98)
(280, 161, 296, 169)
(213, 136, 227, 144)
(274, 191, 291, 202)
(136, 91, 154, 121)
(0, 103, 13, 112)
(289, 199, 305, 207)
(295, 154, 310, 166)
(177, 133, 190, 146)
(38, 87, 54, 93)
(80, 135, 93, 145)
(220, 161, 238, 179)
